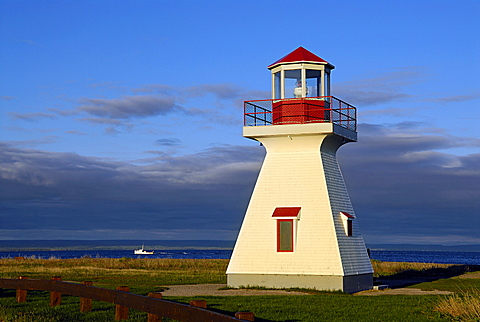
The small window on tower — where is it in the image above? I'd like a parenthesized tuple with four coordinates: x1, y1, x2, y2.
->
(277, 220, 293, 252)
(340, 211, 355, 237)
(272, 207, 300, 252)
(347, 220, 353, 237)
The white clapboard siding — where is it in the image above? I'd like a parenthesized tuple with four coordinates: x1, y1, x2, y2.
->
(227, 123, 373, 292)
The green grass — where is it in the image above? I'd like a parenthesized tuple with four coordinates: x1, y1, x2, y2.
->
(1, 258, 479, 321)
(167, 295, 446, 322)
(0, 290, 147, 321)
(0, 291, 447, 322)
(0, 257, 228, 295)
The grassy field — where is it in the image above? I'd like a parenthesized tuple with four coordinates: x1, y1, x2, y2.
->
(1, 257, 479, 321)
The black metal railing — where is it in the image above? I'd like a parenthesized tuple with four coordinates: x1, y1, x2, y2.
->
(244, 96, 356, 132)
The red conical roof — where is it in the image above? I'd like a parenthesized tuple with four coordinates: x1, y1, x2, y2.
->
(268, 47, 333, 69)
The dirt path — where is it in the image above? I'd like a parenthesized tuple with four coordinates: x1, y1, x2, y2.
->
(159, 270, 480, 297)
(160, 284, 310, 296)
(355, 288, 452, 296)
(159, 283, 452, 297)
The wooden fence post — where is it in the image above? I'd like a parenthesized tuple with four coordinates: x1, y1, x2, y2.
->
(147, 292, 163, 322)
(115, 286, 129, 320)
(80, 281, 93, 312)
(190, 300, 207, 308)
(16, 276, 28, 303)
(50, 276, 62, 307)
(235, 311, 255, 321)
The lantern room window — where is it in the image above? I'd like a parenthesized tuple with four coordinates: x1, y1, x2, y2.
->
(324, 71, 330, 96)
(306, 69, 321, 97)
(270, 66, 332, 99)
(284, 69, 302, 98)
(274, 72, 281, 99)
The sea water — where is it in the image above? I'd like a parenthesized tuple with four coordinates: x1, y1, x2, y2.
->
(0, 249, 232, 260)
(0, 249, 479, 265)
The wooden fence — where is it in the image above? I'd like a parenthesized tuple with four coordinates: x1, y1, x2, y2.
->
(0, 276, 255, 321)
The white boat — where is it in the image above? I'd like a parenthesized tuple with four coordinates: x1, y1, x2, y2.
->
(134, 245, 154, 255)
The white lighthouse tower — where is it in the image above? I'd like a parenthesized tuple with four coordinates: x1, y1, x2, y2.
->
(226, 47, 373, 293)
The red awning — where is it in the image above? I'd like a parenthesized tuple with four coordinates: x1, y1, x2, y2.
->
(340, 211, 355, 219)
(272, 207, 301, 217)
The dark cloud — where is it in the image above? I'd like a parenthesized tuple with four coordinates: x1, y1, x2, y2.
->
(428, 93, 480, 103)
(186, 83, 244, 100)
(0, 143, 263, 239)
(104, 127, 121, 135)
(65, 130, 87, 136)
(78, 95, 182, 119)
(131, 84, 175, 94)
(338, 123, 480, 244)
(155, 138, 182, 146)
(9, 112, 57, 121)
(360, 107, 418, 118)
(47, 108, 79, 117)
(1, 96, 15, 101)
(17, 39, 40, 46)
(133, 83, 268, 105)
(133, 83, 246, 101)
(6, 135, 59, 148)
(79, 117, 123, 125)
(1, 123, 479, 244)
(71, 83, 266, 130)
(334, 67, 424, 106)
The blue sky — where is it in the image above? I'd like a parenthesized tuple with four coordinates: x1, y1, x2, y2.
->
(1, 0, 479, 245)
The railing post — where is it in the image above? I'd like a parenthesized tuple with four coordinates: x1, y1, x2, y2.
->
(190, 299, 207, 308)
(16, 276, 28, 303)
(115, 286, 129, 320)
(80, 281, 93, 312)
(147, 292, 163, 322)
(50, 276, 62, 307)
(235, 311, 255, 321)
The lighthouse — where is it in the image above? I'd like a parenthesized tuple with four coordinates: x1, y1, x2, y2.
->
(226, 47, 373, 293)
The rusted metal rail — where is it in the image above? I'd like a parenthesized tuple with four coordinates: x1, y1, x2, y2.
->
(0, 277, 255, 321)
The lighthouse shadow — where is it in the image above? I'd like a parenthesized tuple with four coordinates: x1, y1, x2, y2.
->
(376, 264, 480, 288)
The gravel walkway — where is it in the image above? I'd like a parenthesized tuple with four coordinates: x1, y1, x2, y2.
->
(355, 288, 452, 296)
(159, 283, 452, 297)
(158, 272, 480, 297)
(160, 284, 310, 296)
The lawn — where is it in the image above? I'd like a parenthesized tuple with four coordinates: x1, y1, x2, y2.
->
(1, 257, 479, 321)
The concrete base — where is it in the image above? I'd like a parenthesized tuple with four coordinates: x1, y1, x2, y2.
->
(227, 273, 373, 293)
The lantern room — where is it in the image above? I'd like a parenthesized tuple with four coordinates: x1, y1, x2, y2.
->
(243, 47, 357, 140)
(268, 47, 334, 99)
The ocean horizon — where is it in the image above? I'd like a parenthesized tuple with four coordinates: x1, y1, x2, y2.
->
(1, 249, 480, 266)
(1, 239, 480, 252)
(0, 240, 479, 265)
